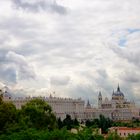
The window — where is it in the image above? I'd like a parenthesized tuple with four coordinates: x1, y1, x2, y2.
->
(124, 133, 126, 136)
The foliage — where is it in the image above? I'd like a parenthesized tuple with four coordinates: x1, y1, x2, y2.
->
(19, 98, 57, 130)
(86, 115, 112, 134)
(73, 118, 79, 127)
(57, 117, 63, 129)
(0, 128, 76, 140)
(76, 127, 104, 140)
(0, 101, 17, 133)
(99, 115, 112, 134)
(1, 97, 140, 139)
(127, 133, 140, 140)
(58, 115, 79, 130)
(63, 114, 74, 130)
(106, 132, 122, 140)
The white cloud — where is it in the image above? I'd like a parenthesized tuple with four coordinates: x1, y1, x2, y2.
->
(0, 0, 140, 105)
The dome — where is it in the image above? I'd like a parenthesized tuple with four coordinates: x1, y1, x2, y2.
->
(3, 91, 12, 98)
(3, 86, 12, 98)
(113, 85, 124, 97)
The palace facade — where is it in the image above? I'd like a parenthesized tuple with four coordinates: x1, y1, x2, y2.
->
(97, 85, 139, 121)
(0, 85, 139, 121)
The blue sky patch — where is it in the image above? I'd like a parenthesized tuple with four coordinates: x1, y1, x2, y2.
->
(119, 38, 127, 47)
(118, 28, 140, 47)
(127, 28, 140, 34)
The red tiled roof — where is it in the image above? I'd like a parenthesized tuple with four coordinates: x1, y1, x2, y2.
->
(110, 127, 140, 131)
(118, 127, 140, 131)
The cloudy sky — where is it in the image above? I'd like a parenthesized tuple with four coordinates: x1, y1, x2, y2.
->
(0, 0, 140, 106)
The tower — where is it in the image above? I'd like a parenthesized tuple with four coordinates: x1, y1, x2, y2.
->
(117, 84, 120, 92)
(98, 91, 102, 109)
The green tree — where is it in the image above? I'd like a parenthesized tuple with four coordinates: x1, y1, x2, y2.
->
(0, 89, 3, 104)
(86, 119, 93, 127)
(127, 134, 136, 140)
(106, 132, 122, 140)
(76, 127, 104, 140)
(98, 115, 112, 134)
(0, 101, 17, 133)
(57, 117, 63, 129)
(73, 118, 79, 127)
(63, 114, 73, 130)
(19, 98, 57, 130)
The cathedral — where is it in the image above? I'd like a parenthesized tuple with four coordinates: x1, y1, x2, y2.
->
(97, 85, 138, 121)
(98, 85, 135, 109)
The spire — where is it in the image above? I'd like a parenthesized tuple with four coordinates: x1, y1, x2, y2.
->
(99, 91, 102, 96)
(112, 89, 114, 95)
(87, 100, 90, 106)
(117, 84, 120, 92)
(86, 100, 91, 108)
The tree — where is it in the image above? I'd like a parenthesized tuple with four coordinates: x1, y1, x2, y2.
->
(127, 134, 136, 140)
(98, 115, 112, 134)
(0, 89, 3, 104)
(106, 132, 122, 140)
(57, 118, 63, 129)
(76, 127, 104, 140)
(19, 98, 57, 130)
(73, 118, 79, 127)
(86, 119, 93, 127)
(63, 114, 73, 130)
(0, 101, 17, 133)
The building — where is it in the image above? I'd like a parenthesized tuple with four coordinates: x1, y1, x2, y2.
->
(12, 95, 86, 121)
(0, 85, 140, 121)
(109, 127, 140, 137)
(0, 86, 12, 102)
(84, 100, 96, 120)
(97, 85, 139, 121)
(98, 85, 135, 109)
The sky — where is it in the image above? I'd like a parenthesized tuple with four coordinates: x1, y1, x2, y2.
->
(0, 0, 140, 106)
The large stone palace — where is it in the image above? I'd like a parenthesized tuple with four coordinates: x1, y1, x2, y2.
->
(0, 85, 140, 121)
(97, 85, 139, 121)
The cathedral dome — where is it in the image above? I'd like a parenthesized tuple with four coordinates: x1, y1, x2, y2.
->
(2, 86, 12, 99)
(3, 91, 12, 98)
(113, 85, 124, 97)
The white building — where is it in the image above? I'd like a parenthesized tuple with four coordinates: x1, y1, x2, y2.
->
(0, 85, 140, 121)
(12, 95, 86, 121)
(97, 85, 139, 121)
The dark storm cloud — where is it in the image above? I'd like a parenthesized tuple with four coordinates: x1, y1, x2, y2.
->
(13, 0, 67, 14)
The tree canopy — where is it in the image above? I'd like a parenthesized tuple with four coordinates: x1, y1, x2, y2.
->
(19, 98, 57, 130)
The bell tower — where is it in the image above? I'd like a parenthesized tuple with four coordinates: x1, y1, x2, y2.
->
(98, 91, 102, 109)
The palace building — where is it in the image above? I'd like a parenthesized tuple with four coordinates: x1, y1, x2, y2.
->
(97, 85, 139, 121)
(0, 85, 140, 121)
(98, 85, 135, 109)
